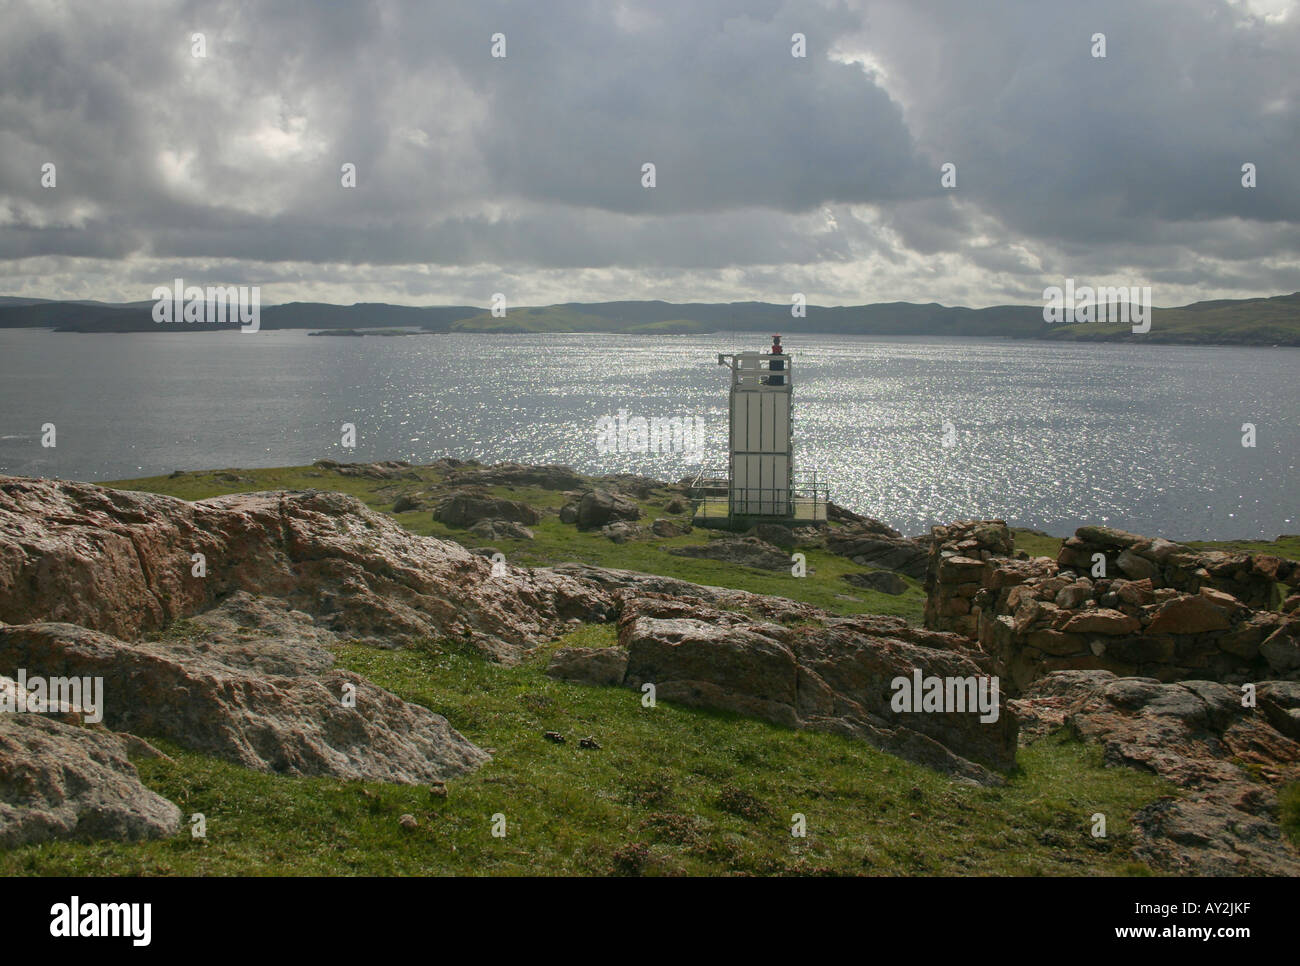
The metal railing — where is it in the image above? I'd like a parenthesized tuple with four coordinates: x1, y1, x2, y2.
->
(689, 468, 828, 524)
(718, 352, 793, 390)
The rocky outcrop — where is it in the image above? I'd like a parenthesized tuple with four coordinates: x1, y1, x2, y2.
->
(433, 492, 542, 529)
(576, 489, 642, 529)
(826, 525, 929, 579)
(468, 518, 535, 541)
(1012, 671, 1300, 876)
(591, 475, 668, 500)
(745, 523, 796, 550)
(313, 459, 420, 481)
(600, 522, 644, 543)
(544, 646, 629, 687)
(0, 614, 489, 784)
(549, 595, 1016, 784)
(843, 571, 908, 595)
(650, 519, 691, 538)
(667, 536, 791, 572)
(391, 493, 425, 513)
(1, 475, 633, 845)
(826, 504, 899, 531)
(0, 477, 611, 659)
(545, 563, 823, 625)
(0, 715, 182, 848)
(442, 462, 586, 491)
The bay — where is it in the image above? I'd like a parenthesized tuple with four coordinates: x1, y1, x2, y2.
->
(0, 328, 1294, 540)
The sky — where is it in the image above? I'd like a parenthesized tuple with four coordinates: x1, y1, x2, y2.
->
(1, 0, 1298, 308)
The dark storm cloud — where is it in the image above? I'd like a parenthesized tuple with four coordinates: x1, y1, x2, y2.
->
(0, 0, 1296, 304)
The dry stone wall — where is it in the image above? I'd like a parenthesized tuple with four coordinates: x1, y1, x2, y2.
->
(924, 522, 1300, 692)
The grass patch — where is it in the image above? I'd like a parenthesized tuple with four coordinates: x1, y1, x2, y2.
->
(0, 638, 1174, 876)
(1280, 782, 1300, 848)
(1012, 529, 1064, 560)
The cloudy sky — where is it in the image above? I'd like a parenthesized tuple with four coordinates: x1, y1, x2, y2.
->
(2, 0, 1297, 307)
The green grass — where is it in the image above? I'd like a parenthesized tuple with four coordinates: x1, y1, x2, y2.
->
(1012, 529, 1064, 560)
(1281, 783, 1300, 848)
(26, 461, 1286, 876)
(0, 631, 1173, 876)
(1186, 535, 1300, 559)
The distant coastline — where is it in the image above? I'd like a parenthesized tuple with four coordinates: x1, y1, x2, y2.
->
(3, 292, 1298, 345)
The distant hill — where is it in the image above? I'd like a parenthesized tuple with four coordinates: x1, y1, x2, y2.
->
(0, 300, 480, 333)
(1046, 291, 1300, 345)
(445, 300, 1050, 338)
(2, 292, 1297, 344)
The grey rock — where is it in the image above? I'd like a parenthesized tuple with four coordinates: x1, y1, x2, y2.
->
(0, 621, 490, 785)
(1116, 548, 1159, 580)
(668, 537, 791, 572)
(446, 463, 585, 491)
(1012, 670, 1300, 875)
(614, 597, 1015, 784)
(546, 646, 629, 687)
(1260, 621, 1300, 672)
(0, 714, 181, 847)
(651, 518, 690, 538)
(827, 529, 928, 578)
(745, 523, 796, 550)
(434, 493, 541, 528)
(392, 494, 424, 513)
(468, 518, 535, 541)
(577, 489, 641, 529)
(842, 571, 908, 595)
(313, 460, 419, 481)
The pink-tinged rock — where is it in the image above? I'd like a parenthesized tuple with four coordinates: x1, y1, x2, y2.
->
(616, 596, 1016, 784)
(1012, 671, 1300, 876)
(938, 555, 986, 581)
(1145, 594, 1233, 635)
(1198, 586, 1247, 615)
(0, 619, 489, 784)
(1117, 578, 1155, 606)
(1251, 554, 1286, 580)
(0, 477, 614, 661)
(0, 714, 181, 847)
(1062, 609, 1140, 636)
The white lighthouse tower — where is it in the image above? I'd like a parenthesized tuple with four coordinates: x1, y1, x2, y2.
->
(694, 334, 826, 526)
